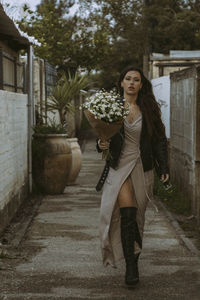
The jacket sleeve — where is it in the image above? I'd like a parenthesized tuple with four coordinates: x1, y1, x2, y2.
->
(152, 135, 169, 176)
(108, 129, 124, 169)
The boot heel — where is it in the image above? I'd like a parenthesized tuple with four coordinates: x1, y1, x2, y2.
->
(125, 261, 139, 286)
(120, 207, 140, 287)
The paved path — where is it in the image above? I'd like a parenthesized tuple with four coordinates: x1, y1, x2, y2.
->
(0, 139, 200, 299)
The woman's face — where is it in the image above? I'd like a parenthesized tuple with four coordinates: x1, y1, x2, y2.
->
(121, 70, 142, 97)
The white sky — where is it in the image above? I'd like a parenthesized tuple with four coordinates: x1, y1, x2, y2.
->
(1, 0, 79, 19)
(3, 0, 41, 11)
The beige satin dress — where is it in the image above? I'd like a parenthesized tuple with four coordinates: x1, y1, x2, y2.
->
(100, 114, 154, 267)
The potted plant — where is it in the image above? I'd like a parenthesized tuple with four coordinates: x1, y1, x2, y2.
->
(47, 71, 88, 128)
(32, 121, 72, 194)
(47, 71, 89, 185)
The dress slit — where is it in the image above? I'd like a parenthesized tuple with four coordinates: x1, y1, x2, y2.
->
(99, 115, 154, 267)
(116, 159, 139, 206)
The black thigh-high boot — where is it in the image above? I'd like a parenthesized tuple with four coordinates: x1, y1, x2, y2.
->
(120, 207, 139, 286)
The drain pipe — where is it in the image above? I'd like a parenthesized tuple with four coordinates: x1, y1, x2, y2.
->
(27, 45, 34, 193)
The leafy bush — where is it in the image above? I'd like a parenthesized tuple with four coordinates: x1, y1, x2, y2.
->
(33, 122, 66, 134)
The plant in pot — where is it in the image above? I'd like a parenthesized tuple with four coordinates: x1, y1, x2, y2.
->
(46, 71, 88, 186)
(47, 71, 88, 128)
(32, 119, 72, 195)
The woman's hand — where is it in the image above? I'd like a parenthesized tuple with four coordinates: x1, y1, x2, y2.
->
(160, 173, 169, 183)
(98, 139, 110, 151)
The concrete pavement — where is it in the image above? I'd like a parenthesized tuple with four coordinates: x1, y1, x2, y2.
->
(0, 139, 200, 299)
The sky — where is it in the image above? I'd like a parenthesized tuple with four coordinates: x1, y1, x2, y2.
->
(1, 0, 79, 19)
(2, 0, 41, 11)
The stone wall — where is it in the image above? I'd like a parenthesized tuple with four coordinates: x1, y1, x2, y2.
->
(170, 65, 200, 220)
(0, 90, 28, 233)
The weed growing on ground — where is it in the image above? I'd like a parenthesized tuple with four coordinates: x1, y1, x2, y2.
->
(153, 172, 191, 216)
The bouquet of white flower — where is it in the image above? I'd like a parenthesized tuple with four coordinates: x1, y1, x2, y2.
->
(82, 90, 129, 152)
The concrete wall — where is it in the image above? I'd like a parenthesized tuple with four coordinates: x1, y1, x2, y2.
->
(151, 75, 170, 138)
(170, 66, 200, 220)
(0, 90, 28, 233)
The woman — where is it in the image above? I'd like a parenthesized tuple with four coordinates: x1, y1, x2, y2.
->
(96, 66, 169, 286)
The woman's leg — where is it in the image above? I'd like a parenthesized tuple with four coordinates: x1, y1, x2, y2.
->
(118, 177, 139, 285)
(117, 177, 137, 208)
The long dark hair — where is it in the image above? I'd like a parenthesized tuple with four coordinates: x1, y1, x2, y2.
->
(118, 66, 165, 140)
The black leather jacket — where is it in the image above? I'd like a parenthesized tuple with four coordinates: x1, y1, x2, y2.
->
(96, 114, 169, 191)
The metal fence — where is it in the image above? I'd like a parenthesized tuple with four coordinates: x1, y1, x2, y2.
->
(0, 48, 25, 93)
(44, 60, 57, 123)
(45, 60, 57, 96)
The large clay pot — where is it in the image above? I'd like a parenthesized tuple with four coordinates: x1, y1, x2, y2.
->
(32, 134, 72, 194)
(66, 138, 82, 185)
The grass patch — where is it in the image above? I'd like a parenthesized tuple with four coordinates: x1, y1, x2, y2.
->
(153, 172, 191, 216)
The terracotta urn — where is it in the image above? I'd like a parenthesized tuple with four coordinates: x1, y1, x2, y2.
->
(32, 134, 72, 194)
(66, 138, 82, 185)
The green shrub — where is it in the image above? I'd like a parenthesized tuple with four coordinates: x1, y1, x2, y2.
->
(33, 122, 66, 134)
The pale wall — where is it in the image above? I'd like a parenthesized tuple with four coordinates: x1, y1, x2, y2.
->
(170, 66, 200, 220)
(151, 75, 170, 138)
(0, 90, 28, 232)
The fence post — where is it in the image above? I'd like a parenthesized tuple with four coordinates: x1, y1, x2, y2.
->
(22, 62, 26, 93)
(14, 56, 17, 92)
(44, 59, 48, 124)
(39, 59, 43, 119)
(196, 67, 200, 224)
(0, 48, 3, 90)
(27, 45, 34, 193)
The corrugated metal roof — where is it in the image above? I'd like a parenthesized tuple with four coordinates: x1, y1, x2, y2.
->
(170, 50, 200, 58)
(151, 50, 200, 60)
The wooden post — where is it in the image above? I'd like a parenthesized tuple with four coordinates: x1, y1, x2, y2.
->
(159, 66, 164, 77)
(44, 59, 48, 124)
(143, 54, 149, 79)
(14, 56, 17, 92)
(22, 62, 26, 93)
(196, 66, 200, 224)
(39, 59, 43, 119)
(0, 48, 4, 90)
(27, 45, 34, 193)
(143, 0, 150, 79)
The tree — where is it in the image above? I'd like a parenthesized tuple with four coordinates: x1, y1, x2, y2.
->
(17, 0, 112, 73)
(19, 1, 76, 68)
(17, 0, 200, 88)
(140, 0, 200, 52)
(17, 0, 102, 72)
(77, 0, 200, 87)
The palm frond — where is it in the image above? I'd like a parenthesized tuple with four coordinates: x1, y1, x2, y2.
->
(47, 71, 89, 124)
